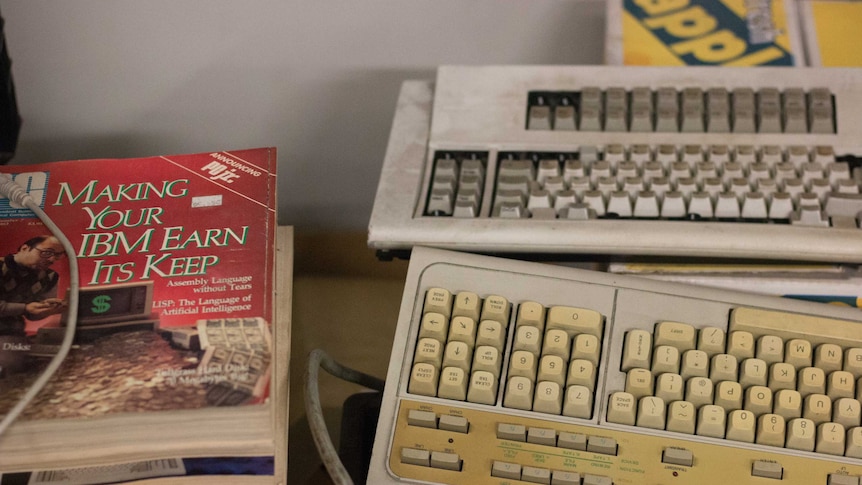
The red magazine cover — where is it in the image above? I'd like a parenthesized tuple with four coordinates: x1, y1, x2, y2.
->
(0, 148, 277, 420)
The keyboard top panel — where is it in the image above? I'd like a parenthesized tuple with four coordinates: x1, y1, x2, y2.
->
(430, 65, 862, 151)
(368, 67, 862, 262)
(368, 247, 862, 485)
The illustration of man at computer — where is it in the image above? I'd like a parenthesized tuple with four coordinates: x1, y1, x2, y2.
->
(0, 235, 68, 338)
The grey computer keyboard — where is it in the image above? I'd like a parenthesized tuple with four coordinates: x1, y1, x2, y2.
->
(368, 246, 862, 484)
(367, 66, 862, 262)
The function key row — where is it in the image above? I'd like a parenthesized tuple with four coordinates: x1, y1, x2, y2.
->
(527, 86, 835, 134)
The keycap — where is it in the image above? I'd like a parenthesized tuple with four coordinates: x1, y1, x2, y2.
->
(805, 394, 833, 425)
(756, 414, 786, 448)
(537, 355, 566, 386)
(637, 396, 666, 429)
(467, 370, 497, 404)
(452, 291, 481, 321)
(621, 329, 651, 371)
(473, 345, 502, 378)
(656, 373, 685, 403)
(533, 381, 563, 415)
(740, 358, 768, 387)
(563, 385, 593, 418)
(558, 432, 587, 450)
(680, 349, 709, 379)
(552, 471, 582, 485)
(505, 376, 534, 410)
(752, 460, 784, 479)
(686, 376, 714, 408)
(567, 359, 596, 391)
(414, 338, 443, 367)
(442, 341, 472, 371)
(663, 448, 694, 466)
(817, 422, 846, 455)
(745, 385, 773, 415)
(652, 345, 680, 374)
(401, 447, 430, 466)
(496, 423, 526, 441)
(756, 335, 784, 364)
(517, 301, 546, 329)
(430, 451, 461, 471)
(527, 427, 557, 446)
(845, 349, 862, 378)
(554, 106, 576, 131)
(727, 331, 755, 360)
(714, 381, 743, 411)
(697, 327, 726, 355)
(832, 397, 861, 428)
(528, 105, 552, 130)
(572, 334, 601, 366)
(409, 363, 438, 396)
(666, 401, 696, 434)
(546, 306, 603, 338)
(481, 295, 510, 325)
(710, 353, 738, 382)
(726, 409, 756, 442)
(437, 367, 468, 400)
(476, 320, 506, 350)
(607, 391, 636, 425)
(587, 436, 618, 455)
(583, 475, 613, 485)
(785, 339, 813, 369)
(697, 405, 726, 438)
(768, 362, 796, 392)
(448, 316, 477, 347)
(846, 427, 862, 458)
(786, 418, 816, 451)
(542, 329, 571, 359)
(522, 466, 551, 484)
(767, 392, 800, 423)
(438, 414, 469, 433)
(492, 461, 521, 480)
(424, 288, 452, 317)
(407, 409, 437, 428)
(654, 321, 697, 350)
(625, 368, 654, 400)
(509, 350, 538, 379)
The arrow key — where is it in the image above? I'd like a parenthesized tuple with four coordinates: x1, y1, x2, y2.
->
(442, 341, 472, 371)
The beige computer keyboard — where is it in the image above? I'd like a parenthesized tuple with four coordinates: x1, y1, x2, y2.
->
(368, 65, 862, 263)
(368, 247, 862, 484)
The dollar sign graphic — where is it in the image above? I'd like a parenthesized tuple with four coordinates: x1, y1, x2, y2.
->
(91, 295, 111, 314)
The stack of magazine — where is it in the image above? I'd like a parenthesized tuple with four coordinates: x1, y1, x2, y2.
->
(0, 148, 288, 484)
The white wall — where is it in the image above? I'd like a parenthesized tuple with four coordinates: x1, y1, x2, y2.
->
(1, 0, 605, 230)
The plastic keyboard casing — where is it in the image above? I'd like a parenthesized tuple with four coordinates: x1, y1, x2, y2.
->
(367, 66, 862, 262)
(368, 246, 862, 484)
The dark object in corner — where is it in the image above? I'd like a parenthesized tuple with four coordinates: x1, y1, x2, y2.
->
(0, 9, 20, 165)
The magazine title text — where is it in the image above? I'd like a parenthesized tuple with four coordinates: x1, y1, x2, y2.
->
(53, 179, 248, 284)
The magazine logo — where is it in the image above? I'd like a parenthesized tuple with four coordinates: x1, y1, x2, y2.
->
(0, 171, 49, 218)
(203, 153, 263, 184)
(624, 0, 793, 66)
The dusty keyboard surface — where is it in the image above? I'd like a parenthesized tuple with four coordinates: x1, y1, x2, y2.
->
(368, 247, 862, 484)
(368, 66, 862, 262)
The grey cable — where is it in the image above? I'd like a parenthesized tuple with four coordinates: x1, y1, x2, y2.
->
(304, 348, 385, 485)
(0, 173, 80, 437)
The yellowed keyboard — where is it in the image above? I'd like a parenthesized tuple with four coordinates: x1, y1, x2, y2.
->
(368, 66, 862, 263)
(368, 247, 862, 484)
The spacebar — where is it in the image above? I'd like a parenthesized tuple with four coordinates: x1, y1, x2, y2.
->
(730, 307, 862, 348)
